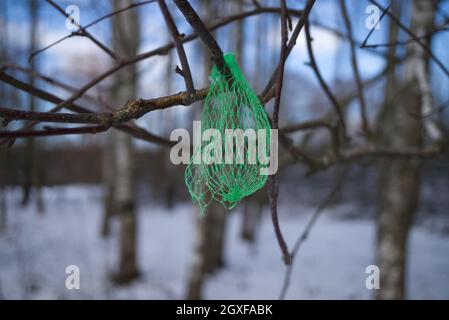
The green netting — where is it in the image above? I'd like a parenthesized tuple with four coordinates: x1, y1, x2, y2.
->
(185, 53, 271, 215)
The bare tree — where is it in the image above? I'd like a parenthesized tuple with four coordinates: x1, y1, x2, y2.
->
(110, 0, 140, 284)
(1, 0, 447, 300)
(21, 0, 43, 213)
(100, 134, 116, 237)
(186, 0, 228, 300)
(162, 38, 176, 209)
(376, 0, 442, 299)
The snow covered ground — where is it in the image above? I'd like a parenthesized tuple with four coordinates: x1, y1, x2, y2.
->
(0, 185, 448, 299)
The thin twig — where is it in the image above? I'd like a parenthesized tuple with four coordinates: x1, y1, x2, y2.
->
(158, 0, 195, 98)
(3, 64, 113, 111)
(340, 0, 370, 136)
(28, 34, 72, 63)
(305, 21, 346, 135)
(173, 0, 230, 77)
(11, 6, 299, 139)
(0, 124, 110, 138)
(362, 27, 449, 49)
(279, 166, 349, 299)
(268, 0, 291, 266)
(260, 0, 317, 102)
(282, 119, 332, 133)
(360, 5, 390, 48)
(30, 0, 156, 62)
(0, 72, 175, 146)
(0, 47, 405, 149)
(0, 107, 111, 124)
(84, 0, 156, 29)
(369, 0, 449, 79)
(45, 0, 118, 61)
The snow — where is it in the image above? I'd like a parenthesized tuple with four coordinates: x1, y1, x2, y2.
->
(0, 185, 448, 299)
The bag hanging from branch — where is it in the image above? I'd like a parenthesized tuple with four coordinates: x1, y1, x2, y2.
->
(185, 53, 271, 214)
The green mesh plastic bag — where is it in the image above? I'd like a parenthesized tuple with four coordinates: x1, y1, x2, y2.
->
(185, 53, 271, 214)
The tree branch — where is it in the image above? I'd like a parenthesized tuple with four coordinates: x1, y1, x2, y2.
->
(340, 0, 370, 136)
(30, 0, 157, 62)
(279, 166, 349, 299)
(360, 5, 390, 48)
(11, 5, 303, 138)
(268, 0, 291, 266)
(0, 72, 174, 146)
(45, 0, 118, 61)
(260, 0, 317, 102)
(158, 0, 195, 98)
(369, 0, 449, 80)
(173, 0, 230, 77)
(305, 21, 346, 136)
(0, 124, 111, 138)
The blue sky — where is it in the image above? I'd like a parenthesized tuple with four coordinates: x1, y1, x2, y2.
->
(1, 0, 449, 145)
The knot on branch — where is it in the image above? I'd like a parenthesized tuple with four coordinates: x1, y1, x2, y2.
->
(112, 99, 144, 125)
(182, 89, 196, 105)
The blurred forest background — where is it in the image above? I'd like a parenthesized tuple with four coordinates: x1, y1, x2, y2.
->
(0, 0, 449, 300)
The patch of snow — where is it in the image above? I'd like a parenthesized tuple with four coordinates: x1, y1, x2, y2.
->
(0, 185, 448, 299)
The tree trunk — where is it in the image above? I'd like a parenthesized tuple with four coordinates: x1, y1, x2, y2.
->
(0, 0, 8, 232)
(101, 134, 116, 237)
(187, 201, 227, 299)
(114, 129, 138, 283)
(237, 0, 265, 243)
(376, 0, 436, 300)
(240, 194, 263, 243)
(186, 0, 228, 300)
(163, 42, 176, 209)
(109, 0, 140, 284)
(22, 0, 43, 212)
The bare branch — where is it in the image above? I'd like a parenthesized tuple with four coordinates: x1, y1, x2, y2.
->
(158, 0, 195, 98)
(0, 124, 110, 138)
(268, 0, 291, 266)
(369, 0, 449, 80)
(173, 0, 230, 77)
(279, 166, 349, 299)
(282, 119, 332, 133)
(0, 72, 174, 146)
(0, 107, 111, 124)
(31, 0, 157, 62)
(84, 0, 156, 29)
(305, 21, 346, 136)
(360, 5, 390, 48)
(260, 0, 317, 102)
(14, 6, 303, 137)
(3, 64, 112, 112)
(340, 0, 370, 136)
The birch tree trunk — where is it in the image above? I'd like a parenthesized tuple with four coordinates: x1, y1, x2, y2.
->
(376, 0, 436, 299)
(240, 191, 265, 243)
(240, 0, 266, 243)
(100, 138, 116, 237)
(109, 0, 140, 284)
(22, 0, 43, 213)
(186, 0, 227, 300)
(163, 44, 176, 209)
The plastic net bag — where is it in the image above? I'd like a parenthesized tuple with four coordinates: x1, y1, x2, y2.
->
(185, 53, 271, 214)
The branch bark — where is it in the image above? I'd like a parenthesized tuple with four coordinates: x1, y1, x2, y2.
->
(158, 0, 195, 98)
(268, 0, 291, 266)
